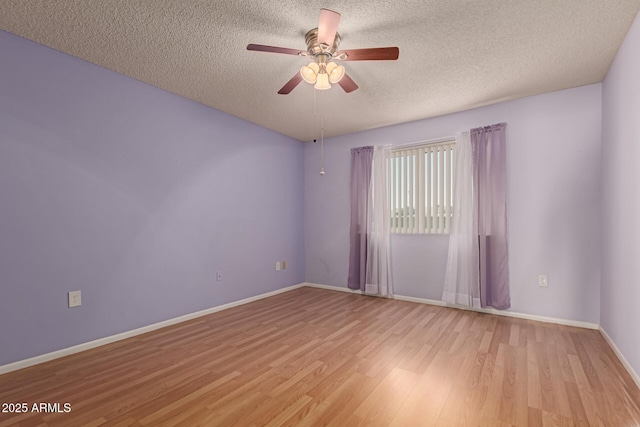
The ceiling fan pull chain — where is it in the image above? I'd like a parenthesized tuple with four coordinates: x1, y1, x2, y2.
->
(313, 88, 325, 176)
(320, 117, 325, 176)
(313, 88, 317, 143)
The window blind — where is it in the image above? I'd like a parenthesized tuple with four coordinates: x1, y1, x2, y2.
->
(390, 141, 455, 234)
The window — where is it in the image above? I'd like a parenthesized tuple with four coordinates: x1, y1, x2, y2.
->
(390, 139, 455, 234)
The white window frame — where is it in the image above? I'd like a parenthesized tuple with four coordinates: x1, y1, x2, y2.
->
(390, 138, 456, 234)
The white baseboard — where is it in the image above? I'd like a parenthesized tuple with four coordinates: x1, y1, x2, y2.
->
(0, 283, 305, 375)
(301, 282, 363, 294)
(599, 326, 640, 390)
(303, 282, 599, 330)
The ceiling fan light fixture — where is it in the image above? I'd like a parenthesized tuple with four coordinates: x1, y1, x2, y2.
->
(300, 62, 319, 84)
(314, 72, 331, 90)
(326, 61, 345, 83)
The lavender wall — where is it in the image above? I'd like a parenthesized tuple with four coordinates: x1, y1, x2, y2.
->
(305, 84, 602, 323)
(0, 31, 305, 366)
(601, 12, 640, 379)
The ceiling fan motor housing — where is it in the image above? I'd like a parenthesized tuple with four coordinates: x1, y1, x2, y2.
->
(305, 28, 341, 59)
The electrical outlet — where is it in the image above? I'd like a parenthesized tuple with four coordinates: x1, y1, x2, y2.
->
(537, 274, 548, 287)
(216, 271, 223, 282)
(276, 262, 281, 271)
(282, 261, 286, 270)
(68, 290, 82, 308)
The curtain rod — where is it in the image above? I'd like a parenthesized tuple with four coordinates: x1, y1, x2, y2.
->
(394, 134, 457, 149)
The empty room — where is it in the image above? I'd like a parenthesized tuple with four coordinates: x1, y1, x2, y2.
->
(1, 1, 640, 426)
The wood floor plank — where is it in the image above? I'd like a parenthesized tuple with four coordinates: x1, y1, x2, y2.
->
(527, 340, 543, 410)
(353, 367, 419, 426)
(262, 395, 315, 427)
(434, 350, 487, 426)
(564, 380, 590, 426)
(390, 351, 464, 426)
(1, 287, 639, 426)
(528, 406, 543, 426)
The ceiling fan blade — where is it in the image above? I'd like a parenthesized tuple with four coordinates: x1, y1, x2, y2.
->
(318, 9, 341, 46)
(278, 73, 304, 94)
(339, 47, 399, 61)
(247, 44, 304, 56)
(338, 73, 358, 93)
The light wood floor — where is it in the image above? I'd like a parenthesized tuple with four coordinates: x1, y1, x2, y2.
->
(1, 287, 640, 426)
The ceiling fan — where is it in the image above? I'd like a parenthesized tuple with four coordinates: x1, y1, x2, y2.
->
(247, 9, 399, 94)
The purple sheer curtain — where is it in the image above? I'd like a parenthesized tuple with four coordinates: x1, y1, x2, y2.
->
(471, 123, 510, 309)
(348, 146, 374, 291)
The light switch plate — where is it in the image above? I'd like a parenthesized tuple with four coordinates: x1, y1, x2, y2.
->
(537, 274, 548, 287)
(68, 290, 82, 307)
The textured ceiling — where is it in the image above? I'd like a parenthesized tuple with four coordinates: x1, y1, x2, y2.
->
(1, 1, 639, 141)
